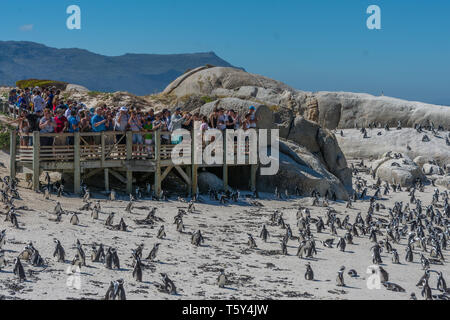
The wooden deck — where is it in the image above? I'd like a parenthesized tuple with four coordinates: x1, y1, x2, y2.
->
(10, 129, 258, 196)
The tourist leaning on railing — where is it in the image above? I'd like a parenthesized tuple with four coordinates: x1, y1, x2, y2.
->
(39, 109, 57, 146)
(67, 110, 79, 145)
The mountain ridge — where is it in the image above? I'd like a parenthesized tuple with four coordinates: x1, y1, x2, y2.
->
(0, 41, 238, 95)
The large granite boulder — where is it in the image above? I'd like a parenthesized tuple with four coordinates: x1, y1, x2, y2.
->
(198, 171, 224, 193)
(285, 117, 352, 190)
(336, 129, 450, 166)
(315, 92, 450, 130)
(257, 140, 350, 200)
(371, 154, 425, 187)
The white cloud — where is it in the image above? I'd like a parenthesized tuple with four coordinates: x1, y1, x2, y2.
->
(19, 24, 34, 32)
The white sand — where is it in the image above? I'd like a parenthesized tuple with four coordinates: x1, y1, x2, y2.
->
(0, 151, 448, 300)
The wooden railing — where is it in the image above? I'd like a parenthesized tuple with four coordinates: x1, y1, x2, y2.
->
(14, 130, 252, 164)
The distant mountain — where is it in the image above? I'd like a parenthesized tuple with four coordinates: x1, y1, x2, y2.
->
(0, 41, 238, 95)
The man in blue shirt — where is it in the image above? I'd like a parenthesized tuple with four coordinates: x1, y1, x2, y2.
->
(91, 107, 107, 145)
(67, 110, 79, 145)
(91, 108, 107, 132)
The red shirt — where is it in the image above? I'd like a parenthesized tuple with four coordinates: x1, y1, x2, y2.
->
(54, 116, 68, 133)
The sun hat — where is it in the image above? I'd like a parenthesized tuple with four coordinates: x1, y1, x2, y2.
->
(249, 106, 256, 110)
(120, 106, 128, 112)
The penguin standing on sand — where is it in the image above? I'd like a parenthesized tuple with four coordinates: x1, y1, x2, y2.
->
(247, 234, 257, 248)
(217, 269, 227, 288)
(13, 258, 26, 282)
(105, 212, 115, 227)
(337, 237, 346, 252)
(157, 225, 166, 239)
(53, 239, 65, 263)
(160, 273, 177, 295)
(437, 272, 447, 293)
(336, 266, 345, 287)
(132, 254, 142, 282)
(421, 277, 433, 300)
(392, 249, 400, 264)
(260, 225, 269, 242)
(405, 243, 414, 262)
(146, 243, 160, 261)
(305, 263, 314, 281)
(91, 244, 105, 263)
(105, 279, 126, 300)
(70, 213, 79, 226)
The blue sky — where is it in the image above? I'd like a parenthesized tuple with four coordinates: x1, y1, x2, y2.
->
(1, 0, 449, 105)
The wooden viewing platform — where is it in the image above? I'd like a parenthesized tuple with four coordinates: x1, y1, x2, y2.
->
(9, 129, 259, 196)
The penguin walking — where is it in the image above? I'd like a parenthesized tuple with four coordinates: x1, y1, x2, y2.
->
(73, 240, 86, 267)
(337, 237, 346, 252)
(305, 263, 314, 281)
(247, 234, 257, 248)
(336, 266, 345, 287)
(217, 269, 227, 288)
(191, 230, 204, 247)
(157, 225, 166, 239)
(160, 273, 177, 295)
(53, 239, 65, 263)
(260, 225, 269, 242)
(13, 258, 26, 282)
(146, 243, 160, 261)
(437, 272, 447, 293)
(132, 255, 143, 282)
(105, 212, 115, 227)
(421, 277, 433, 300)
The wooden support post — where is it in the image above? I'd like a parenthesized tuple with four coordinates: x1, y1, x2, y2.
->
(74, 132, 81, 194)
(126, 131, 133, 194)
(104, 168, 110, 192)
(9, 130, 17, 180)
(250, 164, 258, 192)
(223, 138, 228, 191)
(101, 131, 106, 167)
(185, 166, 192, 195)
(154, 130, 161, 197)
(191, 131, 198, 196)
(32, 131, 40, 191)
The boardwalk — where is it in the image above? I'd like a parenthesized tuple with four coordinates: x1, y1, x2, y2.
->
(9, 129, 258, 196)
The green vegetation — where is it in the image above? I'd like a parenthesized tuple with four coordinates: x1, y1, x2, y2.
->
(0, 123, 16, 150)
(16, 79, 68, 91)
(200, 96, 215, 104)
(87, 91, 103, 97)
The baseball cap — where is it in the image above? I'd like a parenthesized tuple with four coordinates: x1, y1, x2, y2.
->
(120, 106, 128, 112)
(249, 106, 256, 110)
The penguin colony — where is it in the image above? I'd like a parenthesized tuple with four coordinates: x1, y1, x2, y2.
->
(0, 148, 448, 301)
